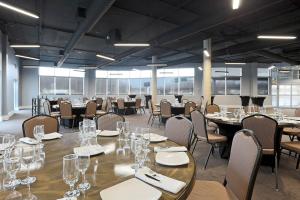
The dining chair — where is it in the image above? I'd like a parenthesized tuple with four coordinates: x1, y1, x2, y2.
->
(165, 115, 193, 149)
(133, 98, 145, 114)
(80, 101, 97, 119)
(184, 101, 196, 118)
(190, 110, 227, 169)
(117, 98, 127, 115)
(96, 112, 125, 130)
(22, 115, 59, 138)
(187, 129, 262, 200)
(205, 103, 220, 132)
(147, 100, 161, 126)
(43, 100, 60, 118)
(57, 97, 64, 105)
(242, 114, 279, 191)
(281, 141, 300, 169)
(96, 97, 103, 106)
(59, 102, 76, 128)
(282, 108, 300, 141)
(96, 100, 108, 116)
(160, 100, 172, 122)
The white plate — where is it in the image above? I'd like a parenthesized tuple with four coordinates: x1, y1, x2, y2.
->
(145, 133, 167, 143)
(42, 132, 62, 140)
(73, 145, 105, 156)
(155, 152, 189, 166)
(100, 178, 161, 200)
(97, 130, 120, 137)
(19, 137, 39, 145)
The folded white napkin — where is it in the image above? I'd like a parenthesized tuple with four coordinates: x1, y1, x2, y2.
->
(19, 137, 39, 145)
(42, 132, 63, 140)
(135, 167, 186, 194)
(154, 146, 187, 152)
(145, 133, 167, 142)
(98, 130, 119, 137)
(73, 144, 105, 156)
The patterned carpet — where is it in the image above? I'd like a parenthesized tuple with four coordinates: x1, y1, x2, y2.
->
(0, 110, 299, 199)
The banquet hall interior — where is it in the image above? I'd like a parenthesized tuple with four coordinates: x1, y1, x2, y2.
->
(0, 0, 300, 199)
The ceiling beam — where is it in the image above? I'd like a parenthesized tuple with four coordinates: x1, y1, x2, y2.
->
(253, 50, 299, 65)
(56, 0, 116, 67)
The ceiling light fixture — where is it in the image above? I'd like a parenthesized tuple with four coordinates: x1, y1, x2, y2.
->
(268, 65, 276, 70)
(198, 66, 203, 71)
(114, 43, 150, 47)
(146, 63, 167, 67)
(132, 68, 139, 71)
(22, 66, 39, 69)
(257, 35, 297, 40)
(203, 49, 210, 57)
(16, 54, 39, 60)
(279, 70, 290, 73)
(225, 62, 246, 65)
(10, 44, 40, 48)
(0, 1, 39, 19)
(232, 0, 240, 10)
(96, 54, 115, 61)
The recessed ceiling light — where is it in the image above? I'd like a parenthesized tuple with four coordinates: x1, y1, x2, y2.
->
(232, 0, 240, 10)
(198, 66, 203, 71)
(16, 55, 39, 60)
(10, 44, 40, 48)
(146, 63, 167, 67)
(22, 65, 39, 69)
(257, 35, 297, 40)
(203, 49, 210, 57)
(96, 54, 115, 61)
(132, 68, 139, 71)
(225, 62, 246, 65)
(114, 43, 150, 47)
(0, 1, 39, 19)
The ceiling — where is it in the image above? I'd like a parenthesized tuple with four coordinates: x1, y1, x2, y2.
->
(0, 0, 300, 69)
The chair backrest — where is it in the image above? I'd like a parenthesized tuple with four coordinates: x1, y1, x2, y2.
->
(191, 110, 208, 142)
(59, 102, 73, 117)
(165, 115, 193, 149)
(224, 129, 262, 200)
(57, 97, 63, 105)
(96, 113, 125, 130)
(101, 100, 108, 111)
(295, 108, 300, 117)
(85, 101, 97, 115)
(96, 97, 103, 105)
(242, 114, 277, 151)
(160, 101, 171, 118)
(182, 98, 188, 104)
(43, 100, 51, 115)
(117, 98, 125, 109)
(184, 101, 196, 116)
(206, 104, 220, 114)
(83, 97, 89, 102)
(135, 98, 142, 107)
(22, 115, 59, 138)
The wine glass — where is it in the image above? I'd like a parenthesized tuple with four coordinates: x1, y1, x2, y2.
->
(123, 122, 130, 150)
(20, 146, 37, 200)
(76, 154, 90, 191)
(63, 154, 80, 198)
(3, 147, 22, 200)
(233, 109, 239, 119)
(0, 134, 15, 153)
(33, 125, 45, 143)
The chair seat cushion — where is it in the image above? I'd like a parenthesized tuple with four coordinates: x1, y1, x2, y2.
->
(187, 180, 237, 200)
(61, 115, 76, 119)
(96, 110, 107, 115)
(80, 114, 95, 118)
(153, 111, 160, 115)
(207, 125, 217, 133)
(50, 112, 60, 117)
(283, 127, 300, 136)
(208, 133, 227, 143)
(208, 121, 219, 128)
(262, 148, 274, 155)
(281, 141, 300, 153)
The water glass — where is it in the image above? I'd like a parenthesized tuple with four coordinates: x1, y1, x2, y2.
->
(133, 139, 144, 171)
(76, 154, 90, 191)
(63, 154, 80, 198)
(0, 134, 16, 153)
(33, 125, 45, 143)
(20, 146, 37, 185)
(123, 122, 130, 150)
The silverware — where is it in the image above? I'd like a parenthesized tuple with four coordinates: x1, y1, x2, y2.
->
(145, 173, 160, 182)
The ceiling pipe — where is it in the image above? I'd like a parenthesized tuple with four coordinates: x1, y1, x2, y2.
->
(56, 0, 115, 67)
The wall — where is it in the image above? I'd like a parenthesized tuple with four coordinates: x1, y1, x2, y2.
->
(20, 67, 39, 108)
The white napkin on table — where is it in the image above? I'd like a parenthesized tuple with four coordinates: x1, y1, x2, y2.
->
(42, 132, 63, 140)
(154, 146, 187, 152)
(19, 137, 39, 145)
(135, 167, 186, 194)
(73, 145, 105, 156)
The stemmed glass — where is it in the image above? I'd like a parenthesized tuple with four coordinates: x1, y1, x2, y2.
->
(122, 122, 130, 150)
(63, 154, 80, 198)
(21, 146, 37, 200)
(3, 147, 22, 200)
(233, 109, 239, 119)
(33, 125, 45, 143)
(0, 135, 16, 153)
(76, 154, 90, 191)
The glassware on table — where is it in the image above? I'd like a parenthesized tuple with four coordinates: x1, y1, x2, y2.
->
(233, 109, 239, 119)
(116, 121, 125, 155)
(132, 139, 144, 171)
(63, 154, 80, 198)
(3, 147, 22, 200)
(122, 122, 130, 150)
(141, 128, 151, 163)
(0, 134, 16, 153)
(33, 125, 45, 143)
(76, 154, 91, 191)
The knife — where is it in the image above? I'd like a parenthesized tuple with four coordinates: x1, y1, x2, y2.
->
(145, 173, 160, 182)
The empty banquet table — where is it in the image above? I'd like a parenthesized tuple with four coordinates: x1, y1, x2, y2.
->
(1, 133, 196, 200)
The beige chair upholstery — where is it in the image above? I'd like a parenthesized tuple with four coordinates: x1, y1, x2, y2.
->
(59, 102, 76, 128)
(148, 100, 161, 126)
(160, 101, 172, 119)
(190, 110, 227, 169)
(281, 141, 300, 169)
(283, 108, 300, 141)
(80, 101, 97, 119)
(242, 114, 279, 191)
(134, 98, 145, 114)
(188, 129, 262, 200)
(206, 104, 220, 114)
(43, 100, 60, 118)
(117, 98, 127, 114)
(96, 97, 103, 105)
(96, 113, 125, 131)
(184, 101, 196, 118)
(96, 100, 108, 116)
(22, 115, 59, 138)
(165, 115, 193, 149)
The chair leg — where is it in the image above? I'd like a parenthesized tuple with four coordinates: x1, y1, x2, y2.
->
(275, 154, 279, 192)
(192, 139, 198, 154)
(296, 154, 300, 169)
(204, 145, 213, 169)
(147, 114, 152, 125)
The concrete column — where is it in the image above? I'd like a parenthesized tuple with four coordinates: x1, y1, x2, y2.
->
(194, 66, 202, 97)
(84, 69, 96, 98)
(1, 33, 8, 116)
(151, 56, 158, 104)
(202, 38, 212, 105)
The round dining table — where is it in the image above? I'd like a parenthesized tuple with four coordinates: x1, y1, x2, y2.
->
(1, 133, 196, 200)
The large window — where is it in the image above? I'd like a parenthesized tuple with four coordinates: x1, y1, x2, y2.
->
(257, 68, 270, 95)
(39, 67, 84, 95)
(212, 67, 241, 95)
(95, 68, 194, 96)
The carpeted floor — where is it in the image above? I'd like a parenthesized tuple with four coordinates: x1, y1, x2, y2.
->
(0, 110, 299, 199)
